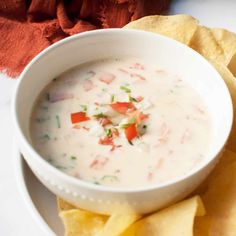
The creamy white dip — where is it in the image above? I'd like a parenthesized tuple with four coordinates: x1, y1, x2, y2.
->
(30, 58, 212, 188)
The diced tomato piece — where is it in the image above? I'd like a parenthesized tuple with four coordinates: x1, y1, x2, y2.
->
(71, 112, 90, 124)
(125, 123, 138, 141)
(99, 73, 115, 84)
(99, 117, 112, 126)
(99, 137, 113, 146)
(110, 102, 136, 114)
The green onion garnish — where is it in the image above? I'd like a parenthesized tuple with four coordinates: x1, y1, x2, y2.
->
(105, 129, 112, 137)
(56, 115, 61, 128)
(128, 95, 138, 102)
(101, 175, 119, 182)
(111, 94, 115, 103)
(70, 156, 77, 160)
(41, 134, 50, 140)
(93, 113, 107, 119)
(120, 85, 131, 93)
(80, 105, 88, 112)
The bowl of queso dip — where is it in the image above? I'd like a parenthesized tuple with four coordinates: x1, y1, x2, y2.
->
(13, 29, 233, 214)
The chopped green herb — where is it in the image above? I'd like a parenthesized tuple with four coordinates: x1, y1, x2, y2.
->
(80, 105, 88, 112)
(121, 123, 130, 129)
(128, 95, 138, 102)
(111, 94, 115, 103)
(102, 88, 108, 92)
(101, 175, 119, 182)
(120, 85, 131, 93)
(70, 156, 77, 160)
(129, 117, 136, 124)
(94, 181, 101, 185)
(128, 140, 134, 145)
(40, 134, 50, 140)
(93, 113, 107, 119)
(105, 128, 112, 137)
(35, 117, 50, 123)
(55, 165, 67, 170)
(55, 115, 61, 128)
(143, 125, 147, 129)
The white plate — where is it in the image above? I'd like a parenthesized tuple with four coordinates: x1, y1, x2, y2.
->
(14, 146, 63, 236)
(13, 1, 236, 235)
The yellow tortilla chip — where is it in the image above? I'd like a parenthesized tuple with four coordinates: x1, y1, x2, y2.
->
(121, 196, 205, 236)
(190, 26, 226, 64)
(210, 61, 236, 152)
(194, 150, 236, 236)
(57, 197, 76, 212)
(211, 28, 236, 66)
(97, 213, 140, 236)
(228, 53, 236, 77)
(124, 14, 198, 45)
(59, 209, 108, 236)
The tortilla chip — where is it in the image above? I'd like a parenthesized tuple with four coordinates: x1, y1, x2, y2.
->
(59, 209, 108, 236)
(210, 61, 236, 152)
(194, 150, 236, 236)
(190, 26, 226, 64)
(228, 53, 236, 77)
(124, 14, 198, 45)
(57, 197, 76, 212)
(211, 28, 236, 66)
(97, 213, 140, 236)
(120, 196, 205, 236)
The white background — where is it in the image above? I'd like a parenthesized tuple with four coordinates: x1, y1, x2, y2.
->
(0, 0, 236, 235)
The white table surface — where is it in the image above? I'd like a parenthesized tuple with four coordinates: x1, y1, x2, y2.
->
(0, 0, 236, 235)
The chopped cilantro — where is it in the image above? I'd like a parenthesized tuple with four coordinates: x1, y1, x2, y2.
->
(70, 156, 77, 160)
(105, 129, 112, 137)
(80, 105, 88, 112)
(120, 85, 131, 93)
(111, 94, 115, 103)
(101, 175, 119, 182)
(129, 95, 138, 102)
(93, 113, 107, 119)
(55, 115, 61, 128)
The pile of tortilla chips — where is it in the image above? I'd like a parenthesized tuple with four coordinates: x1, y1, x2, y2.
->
(58, 15, 236, 236)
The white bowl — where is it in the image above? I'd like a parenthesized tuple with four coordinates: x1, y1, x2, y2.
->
(13, 29, 233, 215)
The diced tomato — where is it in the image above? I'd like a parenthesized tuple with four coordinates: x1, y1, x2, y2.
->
(71, 112, 90, 124)
(99, 73, 115, 84)
(125, 123, 138, 141)
(99, 137, 113, 146)
(99, 117, 112, 126)
(110, 102, 136, 114)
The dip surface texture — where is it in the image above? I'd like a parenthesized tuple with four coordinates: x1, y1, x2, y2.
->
(30, 58, 212, 188)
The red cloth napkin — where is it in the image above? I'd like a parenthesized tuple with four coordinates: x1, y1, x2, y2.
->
(0, 0, 170, 77)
